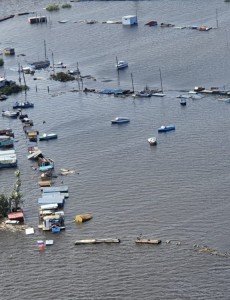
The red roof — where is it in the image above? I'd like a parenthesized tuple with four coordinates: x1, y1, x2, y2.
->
(8, 211, 24, 221)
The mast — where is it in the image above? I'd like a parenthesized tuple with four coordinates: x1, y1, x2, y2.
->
(44, 40, 47, 60)
(52, 51, 55, 75)
(131, 72, 134, 93)
(216, 9, 219, 29)
(159, 68, 163, 93)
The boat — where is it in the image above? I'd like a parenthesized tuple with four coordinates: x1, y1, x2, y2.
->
(0, 150, 17, 168)
(133, 91, 152, 97)
(39, 133, 58, 141)
(74, 238, 120, 245)
(0, 135, 14, 148)
(180, 98, 187, 106)
(13, 101, 34, 109)
(152, 92, 166, 97)
(158, 125, 175, 132)
(111, 117, 130, 124)
(135, 239, 161, 244)
(147, 137, 157, 145)
(0, 94, 8, 101)
(30, 60, 50, 69)
(2, 110, 19, 118)
(115, 60, 128, 70)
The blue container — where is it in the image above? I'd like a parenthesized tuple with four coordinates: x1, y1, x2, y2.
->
(52, 227, 60, 233)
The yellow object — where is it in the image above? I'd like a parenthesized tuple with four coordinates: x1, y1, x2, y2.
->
(75, 214, 93, 223)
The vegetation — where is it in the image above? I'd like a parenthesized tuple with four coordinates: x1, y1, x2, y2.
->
(0, 58, 4, 67)
(62, 3, 72, 8)
(0, 170, 23, 218)
(46, 4, 60, 11)
(52, 72, 75, 82)
(0, 82, 28, 96)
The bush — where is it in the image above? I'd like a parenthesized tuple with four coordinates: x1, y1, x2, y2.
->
(0, 82, 28, 95)
(53, 72, 75, 82)
(46, 4, 60, 11)
(62, 3, 72, 8)
(0, 58, 4, 67)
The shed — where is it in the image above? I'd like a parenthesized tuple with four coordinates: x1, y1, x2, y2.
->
(38, 196, 65, 207)
(122, 15, 138, 25)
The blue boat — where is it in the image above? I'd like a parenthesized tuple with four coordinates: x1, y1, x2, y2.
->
(158, 125, 175, 132)
(111, 117, 130, 124)
(13, 101, 34, 109)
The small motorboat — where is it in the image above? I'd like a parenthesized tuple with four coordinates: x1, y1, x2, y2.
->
(147, 137, 157, 145)
(158, 125, 175, 132)
(39, 133, 58, 141)
(2, 110, 19, 118)
(151, 92, 166, 97)
(135, 239, 161, 244)
(180, 98, 187, 106)
(133, 91, 152, 98)
(116, 60, 128, 69)
(111, 117, 130, 124)
(13, 101, 34, 109)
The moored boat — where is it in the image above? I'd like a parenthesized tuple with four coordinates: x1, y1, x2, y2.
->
(111, 117, 130, 124)
(2, 110, 19, 118)
(75, 238, 121, 245)
(147, 137, 157, 145)
(39, 133, 58, 141)
(116, 60, 128, 69)
(158, 125, 175, 132)
(135, 239, 161, 244)
(13, 101, 34, 109)
(180, 98, 187, 106)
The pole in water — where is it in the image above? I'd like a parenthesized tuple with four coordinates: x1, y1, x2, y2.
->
(131, 72, 134, 93)
(36, 85, 37, 92)
(216, 9, 219, 29)
(47, 86, 49, 93)
(159, 68, 163, 93)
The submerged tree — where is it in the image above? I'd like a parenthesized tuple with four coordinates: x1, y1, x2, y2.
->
(8, 169, 23, 211)
(0, 58, 4, 67)
(0, 194, 9, 217)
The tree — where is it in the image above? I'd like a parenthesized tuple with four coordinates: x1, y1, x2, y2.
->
(0, 58, 4, 67)
(0, 194, 9, 217)
(8, 170, 23, 211)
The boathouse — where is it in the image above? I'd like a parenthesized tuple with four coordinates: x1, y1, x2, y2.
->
(28, 16, 47, 24)
(122, 15, 138, 25)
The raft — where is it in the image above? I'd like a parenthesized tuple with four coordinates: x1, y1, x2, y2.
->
(135, 239, 161, 244)
(75, 214, 93, 223)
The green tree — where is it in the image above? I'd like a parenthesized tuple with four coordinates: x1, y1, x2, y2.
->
(0, 194, 9, 217)
(8, 170, 23, 211)
(0, 58, 4, 67)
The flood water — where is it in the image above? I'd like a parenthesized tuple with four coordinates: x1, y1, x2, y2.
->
(0, 1, 230, 299)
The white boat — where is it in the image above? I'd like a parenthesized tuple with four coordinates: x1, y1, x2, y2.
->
(2, 110, 19, 118)
(116, 60, 128, 69)
(75, 238, 120, 245)
(147, 137, 157, 145)
(111, 117, 130, 124)
(152, 93, 166, 97)
(133, 91, 152, 98)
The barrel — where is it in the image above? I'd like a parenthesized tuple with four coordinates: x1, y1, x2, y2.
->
(75, 214, 93, 223)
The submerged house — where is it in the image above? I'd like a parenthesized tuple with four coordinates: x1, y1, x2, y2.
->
(122, 15, 138, 25)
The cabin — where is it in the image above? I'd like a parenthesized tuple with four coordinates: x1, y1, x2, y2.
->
(28, 16, 47, 24)
(4, 48, 15, 55)
(8, 210, 24, 223)
(122, 15, 138, 25)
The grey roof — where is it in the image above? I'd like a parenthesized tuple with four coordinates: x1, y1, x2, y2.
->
(41, 186, 69, 193)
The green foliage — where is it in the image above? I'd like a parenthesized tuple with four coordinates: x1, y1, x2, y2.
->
(53, 72, 75, 82)
(46, 4, 60, 11)
(8, 170, 23, 211)
(0, 83, 28, 96)
(0, 58, 4, 67)
(0, 194, 9, 218)
(62, 3, 72, 8)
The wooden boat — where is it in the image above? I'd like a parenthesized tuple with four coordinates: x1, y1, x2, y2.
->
(39, 133, 58, 141)
(147, 137, 157, 145)
(158, 125, 175, 132)
(75, 214, 93, 223)
(75, 238, 120, 245)
(38, 181, 52, 187)
(135, 239, 161, 244)
(111, 117, 130, 124)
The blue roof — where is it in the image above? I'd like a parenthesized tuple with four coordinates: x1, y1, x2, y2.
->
(38, 196, 65, 205)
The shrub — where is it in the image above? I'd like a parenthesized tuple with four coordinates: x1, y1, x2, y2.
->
(0, 58, 4, 67)
(62, 3, 72, 8)
(53, 72, 75, 82)
(46, 4, 60, 11)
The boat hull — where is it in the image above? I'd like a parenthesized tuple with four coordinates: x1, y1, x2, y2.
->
(158, 125, 175, 132)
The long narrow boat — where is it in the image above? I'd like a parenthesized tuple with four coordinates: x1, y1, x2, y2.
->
(75, 238, 120, 245)
(158, 125, 175, 132)
(135, 239, 161, 244)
